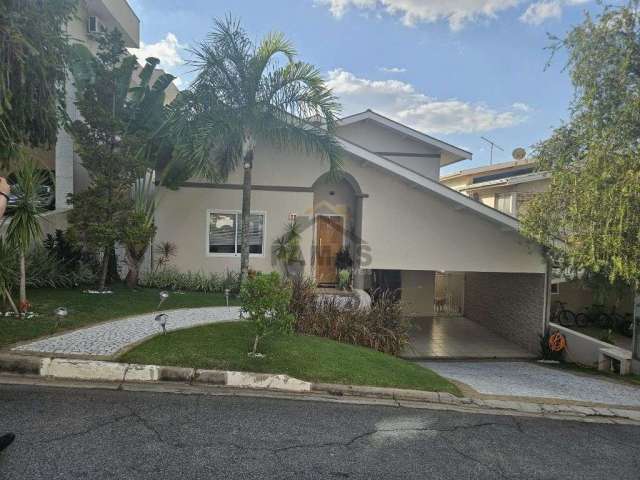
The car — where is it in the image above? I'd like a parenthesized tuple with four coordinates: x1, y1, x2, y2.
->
(6, 170, 55, 212)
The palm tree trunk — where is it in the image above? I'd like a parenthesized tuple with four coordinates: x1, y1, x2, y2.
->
(99, 245, 110, 291)
(239, 141, 254, 284)
(19, 252, 26, 308)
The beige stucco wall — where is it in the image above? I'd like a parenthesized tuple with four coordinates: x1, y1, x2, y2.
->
(154, 133, 546, 277)
(400, 270, 435, 316)
(154, 186, 314, 275)
(337, 122, 442, 180)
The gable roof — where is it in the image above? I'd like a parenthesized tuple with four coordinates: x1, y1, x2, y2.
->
(337, 110, 472, 165)
(335, 134, 520, 231)
(441, 158, 537, 182)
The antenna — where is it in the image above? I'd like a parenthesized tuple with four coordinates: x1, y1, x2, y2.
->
(480, 136, 504, 165)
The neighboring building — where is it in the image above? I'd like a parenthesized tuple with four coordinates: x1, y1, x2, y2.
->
(441, 158, 550, 218)
(154, 110, 551, 354)
(55, 0, 141, 212)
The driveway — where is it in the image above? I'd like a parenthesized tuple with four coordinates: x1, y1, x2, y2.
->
(420, 360, 640, 407)
(403, 316, 535, 359)
(1, 383, 640, 479)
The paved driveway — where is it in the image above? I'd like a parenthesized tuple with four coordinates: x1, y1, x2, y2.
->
(420, 361, 640, 407)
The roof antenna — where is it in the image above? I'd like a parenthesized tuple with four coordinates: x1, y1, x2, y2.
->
(480, 136, 504, 165)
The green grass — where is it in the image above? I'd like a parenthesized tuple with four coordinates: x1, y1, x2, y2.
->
(119, 321, 461, 395)
(0, 285, 239, 348)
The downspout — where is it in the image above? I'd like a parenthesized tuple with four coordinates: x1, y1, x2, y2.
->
(543, 255, 552, 332)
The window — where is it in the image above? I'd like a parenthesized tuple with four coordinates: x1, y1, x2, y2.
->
(494, 193, 515, 215)
(551, 283, 560, 295)
(208, 211, 265, 256)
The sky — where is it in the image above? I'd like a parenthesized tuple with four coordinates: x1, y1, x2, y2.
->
(127, 0, 608, 174)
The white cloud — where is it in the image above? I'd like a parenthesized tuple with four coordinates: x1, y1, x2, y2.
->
(128, 33, 187, 86)
(511, 102, 531, 112)
(379, 66, 407, 73)
(317, 0, 591, 29)
(316, 0, 522, 31)
(519, 0, 589, 25)
(327, 69, 527, 134)
(519, 1, 561, 24)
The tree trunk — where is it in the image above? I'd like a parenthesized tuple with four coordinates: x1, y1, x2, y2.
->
(633, 291, 640, 363)
(125, 247, 144, 289)
(99, 245, 110, 291)
(19, 252, 26, 309)
(239, 140, 254, 285)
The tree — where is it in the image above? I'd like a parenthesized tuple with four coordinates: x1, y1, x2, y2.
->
(521, 3, 640, 317)
(67, 30, 175, 289)
(170, 17, 342, 283)
(0, 0, 76, 162)
(5, 158, 47, 310)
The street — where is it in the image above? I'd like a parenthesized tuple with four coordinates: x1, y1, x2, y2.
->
(0, 384, 639, 479)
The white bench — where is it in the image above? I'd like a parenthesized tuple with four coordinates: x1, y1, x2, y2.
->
(598, 347, 632, 375)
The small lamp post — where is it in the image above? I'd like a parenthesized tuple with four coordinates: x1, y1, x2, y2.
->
(54, 306, 68, 328)
(224, 288, 230, 310)
(158, 290, 169, 309)
(155, 313, 168, 335)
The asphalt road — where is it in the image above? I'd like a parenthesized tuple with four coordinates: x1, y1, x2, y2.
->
(1, 384, 639, 479)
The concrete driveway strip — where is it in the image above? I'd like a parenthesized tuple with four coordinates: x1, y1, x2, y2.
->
(12, 306, 241, 357)
(1, 383, 639, 480)
(420, 360, 640, 407)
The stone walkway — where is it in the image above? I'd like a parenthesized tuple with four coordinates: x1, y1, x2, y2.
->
(13, 307, 242, 357)
(420, 360, 640, 407)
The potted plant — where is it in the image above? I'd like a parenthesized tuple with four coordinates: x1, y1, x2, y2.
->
(335, 247, 353, 290)
(272, 221, 305, 278)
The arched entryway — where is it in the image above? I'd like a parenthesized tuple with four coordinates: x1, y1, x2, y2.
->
(311, 173, 363, 286)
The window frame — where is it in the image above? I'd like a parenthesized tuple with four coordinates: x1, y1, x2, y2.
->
(206, 209, 267, 258)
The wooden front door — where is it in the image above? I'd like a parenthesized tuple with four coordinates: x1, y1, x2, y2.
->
(316, 215, 344, 285)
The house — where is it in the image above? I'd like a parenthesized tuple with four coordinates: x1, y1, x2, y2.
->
(154, 110, 551, 355)
(440, 156, 550, 218)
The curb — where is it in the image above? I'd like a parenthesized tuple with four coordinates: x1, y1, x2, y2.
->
(2, 353, 639, 424)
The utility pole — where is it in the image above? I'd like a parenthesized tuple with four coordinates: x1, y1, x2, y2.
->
(481, 136, 504, 165)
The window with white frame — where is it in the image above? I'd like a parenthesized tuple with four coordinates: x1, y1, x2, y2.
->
(494, 193, 515, 215)
(208, 211, 265, 256)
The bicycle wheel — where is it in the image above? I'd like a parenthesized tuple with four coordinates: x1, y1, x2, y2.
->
(557, 309, 576, 327)
(597, 313, 612, 329)
(574, 312, 589, 327)
(611, 314, 629, 335)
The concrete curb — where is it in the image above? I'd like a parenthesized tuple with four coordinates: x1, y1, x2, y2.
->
(1, 353, 639, 423)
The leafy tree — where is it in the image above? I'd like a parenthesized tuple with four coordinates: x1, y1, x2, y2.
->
(0, 0, 76, 162)
(239, 272, 293, 355)
(170, 17, 342, 283)
(67, 30, 175, 289)
(5, 158, 48, 310)
(522, 2, 640, 294)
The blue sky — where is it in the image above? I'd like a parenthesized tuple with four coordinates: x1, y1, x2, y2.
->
(127, 0, 605, 174)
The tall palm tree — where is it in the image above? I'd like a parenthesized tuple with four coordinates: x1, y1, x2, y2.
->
(5, 158, 47, 310)
(171, 17, 342, 283)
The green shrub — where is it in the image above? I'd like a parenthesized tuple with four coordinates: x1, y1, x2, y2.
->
(290, 278, 408, 355)
(337, 269, 351, 290)
(240, 272, 294, 354)
(139, 268, 240, 294)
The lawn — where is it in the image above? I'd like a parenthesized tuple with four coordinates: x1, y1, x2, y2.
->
(0, 285, 238, 348)
(119, 321, 461, 395)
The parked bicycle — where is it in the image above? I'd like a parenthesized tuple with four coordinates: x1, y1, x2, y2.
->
(551, 301, 580, 327)
(609, 307, 633, 337)
(575, 304, 611, 329)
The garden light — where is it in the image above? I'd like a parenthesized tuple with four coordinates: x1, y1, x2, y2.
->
(224, 288, 230, 309)
(155, 313, 168, 335)
(53, 306, 68, 328)
(158, 290, 169, 308)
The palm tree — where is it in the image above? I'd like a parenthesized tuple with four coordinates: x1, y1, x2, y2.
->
(5, 158, 47, 311)
(171, 17, 342, 283)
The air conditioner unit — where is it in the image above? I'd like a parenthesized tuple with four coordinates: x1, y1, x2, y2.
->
(87, 15, 104, 34)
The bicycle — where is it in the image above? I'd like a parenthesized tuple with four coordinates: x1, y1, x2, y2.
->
(551, 301, 579, 327)
(575, 304, 611, 329)
(609, 307, 633, 338)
